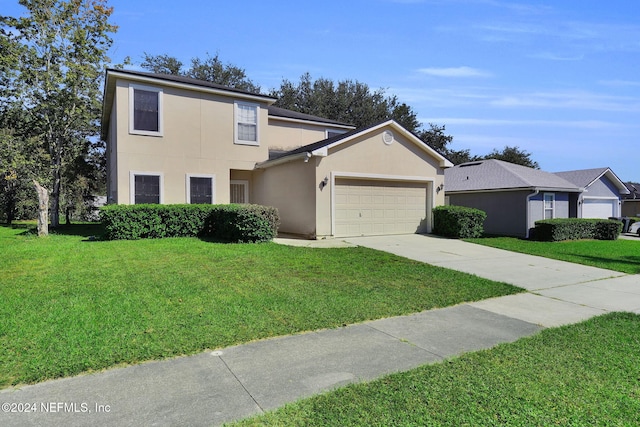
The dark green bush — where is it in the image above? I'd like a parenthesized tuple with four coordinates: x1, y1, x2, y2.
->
(100, 204, 279, 242)
(433, 205, 487, 238)
(534, 218, 622, 241)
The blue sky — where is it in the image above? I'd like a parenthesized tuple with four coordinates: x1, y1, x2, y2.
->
(5, 0, 639, 180)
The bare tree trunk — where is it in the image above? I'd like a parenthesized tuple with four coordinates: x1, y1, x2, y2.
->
(33, 180, 49, 237)
(50, 157, 61, 228)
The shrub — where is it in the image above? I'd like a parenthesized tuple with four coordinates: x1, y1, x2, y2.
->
(100, 204, 279, 242)
(433, 205, 486, 238)
(534, 218, 622, 241)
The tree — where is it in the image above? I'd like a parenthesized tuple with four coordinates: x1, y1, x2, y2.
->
(140, 52, 182, 75)
(0, 0, 117, 227)
(141, 52, 261, 93)
(270, 73, 410, 131)
(0, 128, 49, 223)
(481, 145, 539, 169)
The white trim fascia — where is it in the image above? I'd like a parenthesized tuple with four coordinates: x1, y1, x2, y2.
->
(185, 174, 216, 204)
(129, 171, 164, 204)
(330, 171, 436, 237)
(255, 152, 311, 169)
(582, 196, 620, 201)
(108, 70, 275, 104)
(268, 115, 355, 130)
(311, 147, 328, 157)
(446, 186, 582, 195)
(128, 83, 164, 137)
(332, 171, 436, 183)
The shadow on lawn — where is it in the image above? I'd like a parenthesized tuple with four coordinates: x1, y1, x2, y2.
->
(570, 254, 640, 274)
(0, 222, 105, 239)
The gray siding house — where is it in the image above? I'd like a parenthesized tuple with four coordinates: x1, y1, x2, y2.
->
(554, 168, 629, 219)
(445, 159, 581, 238)
(621, 182, 640, 217)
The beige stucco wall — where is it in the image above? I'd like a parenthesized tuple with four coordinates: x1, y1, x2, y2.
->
(110, 78, 270, 204)
(253, 160, 316, 237)
(266, 119, 345, 151)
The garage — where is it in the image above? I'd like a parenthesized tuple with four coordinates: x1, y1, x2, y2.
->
(334, 178, 430, 237)
(582, 198, 617, 218)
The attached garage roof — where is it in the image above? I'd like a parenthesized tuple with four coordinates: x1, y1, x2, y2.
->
(445, 159, 581, 193)
(554, 167, 629, 195)
(256, 120, 454, 169)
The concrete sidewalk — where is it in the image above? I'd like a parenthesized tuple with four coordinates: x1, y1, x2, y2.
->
(2, 234, 638, 426)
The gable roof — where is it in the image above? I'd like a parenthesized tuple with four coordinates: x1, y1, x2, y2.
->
(624, 182, 640, 199)
(445, 159, 581, 193)
(101, 69, 356, 140)
(554, 167, 629, 195)
(256, 120, 454, 169)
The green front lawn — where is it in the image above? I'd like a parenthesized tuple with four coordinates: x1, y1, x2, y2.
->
(466, 237, 640, 274)
(232, 312, 640, 426)
(0, 224, 520, 388)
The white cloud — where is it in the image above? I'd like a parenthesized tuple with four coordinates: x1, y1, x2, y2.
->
(490, 91, 640, 112)
(598, 80, 640, 88)
(527, 52, 584, 61)
(417, 66, 492, 78)
(421, 117, 621, 129)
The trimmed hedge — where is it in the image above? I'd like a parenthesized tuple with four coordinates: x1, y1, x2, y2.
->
(533, 218, 622, 241)
(433, 205, 487, 238)
(100, 204, 280, 242)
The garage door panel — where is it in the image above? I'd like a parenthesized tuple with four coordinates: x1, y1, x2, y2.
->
(334, 179, 429, 237)
(583, 199, 616, 219)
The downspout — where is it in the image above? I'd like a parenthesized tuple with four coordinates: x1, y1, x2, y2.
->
(525, 189, 539, 239)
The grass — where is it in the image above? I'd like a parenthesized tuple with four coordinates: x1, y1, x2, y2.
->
(466, 236, 640, 274)
(231, 312, 640, 426)
(0, 224, 521, 389)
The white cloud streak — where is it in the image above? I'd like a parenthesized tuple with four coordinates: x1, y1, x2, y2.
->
(417, 66, 492, 78)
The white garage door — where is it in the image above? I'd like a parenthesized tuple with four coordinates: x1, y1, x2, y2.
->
(334, 179, 429, 237)
(582, 198, 616, 218)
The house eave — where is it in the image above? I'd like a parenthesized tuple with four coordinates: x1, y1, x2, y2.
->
(268, 115, 355, 130)
(255, 152, 312, 169)
(446, 186, 582, 195)
(101, 69, 276, 141)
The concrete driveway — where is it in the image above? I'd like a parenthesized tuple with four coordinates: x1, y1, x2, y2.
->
(345, 234, 640, 327)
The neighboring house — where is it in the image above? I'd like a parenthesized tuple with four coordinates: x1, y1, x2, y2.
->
(554, 168, 629, 219)
(101, 69, 452, 238)
(622, 182, 640, 217)
(444, 159, 582, 238)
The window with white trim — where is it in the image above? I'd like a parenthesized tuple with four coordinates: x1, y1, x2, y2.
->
(326, 129, 347, 139)
(230, 180, 249, 204)
(187, 175, 215, 204)
(131, 173, 163, 204)
(129, 84, 163, 136)
(543, 193, 555, 219)
(234, 101, 259, 145)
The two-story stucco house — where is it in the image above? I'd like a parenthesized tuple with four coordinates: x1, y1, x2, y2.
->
(101, 69, 452, 238)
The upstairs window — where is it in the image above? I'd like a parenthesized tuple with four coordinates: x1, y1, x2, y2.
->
(130, 84, 163, 136)
(234, 101, 259, 145)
